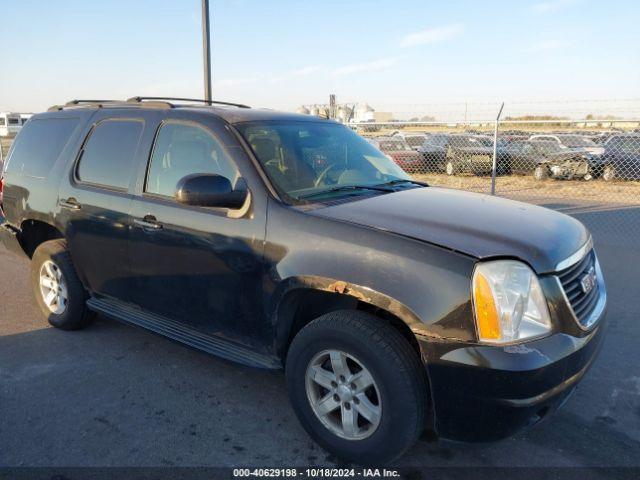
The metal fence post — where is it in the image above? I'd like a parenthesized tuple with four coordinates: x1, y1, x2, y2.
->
(491, 102, 505, 196)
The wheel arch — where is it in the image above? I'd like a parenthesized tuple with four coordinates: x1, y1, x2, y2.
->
(18, 219, 64, 258)
(272, 276, 425, 361)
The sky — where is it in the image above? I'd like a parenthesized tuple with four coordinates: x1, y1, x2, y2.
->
(1, 0, 639, 119)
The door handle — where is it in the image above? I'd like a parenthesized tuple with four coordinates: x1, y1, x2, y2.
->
(59, 198, 81, 210)
(134, 215, 163, 230)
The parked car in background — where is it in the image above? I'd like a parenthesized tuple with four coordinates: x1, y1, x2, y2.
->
(442, 134, 508, 176)
(502, 140, 595, 181)
(529, 134, 604, 156)
(600, 134, 640, 181)
(391, 131, 428, 151)
(416, 133, 451, 171)
(367, 136, 425, 173)
(0, 112, 22, 137)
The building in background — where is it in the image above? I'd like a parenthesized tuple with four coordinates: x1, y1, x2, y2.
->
(296, 99, 394, 124)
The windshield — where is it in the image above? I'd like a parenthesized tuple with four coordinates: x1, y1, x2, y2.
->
(237, 121, 411, 203)
(608, 136, 640, 154)
(559, 135, 596, 148)
(454, 136, 492, 148)
(534, 141, 566, 153)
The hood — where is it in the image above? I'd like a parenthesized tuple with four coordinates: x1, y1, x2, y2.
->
(310, 187, 589, 274)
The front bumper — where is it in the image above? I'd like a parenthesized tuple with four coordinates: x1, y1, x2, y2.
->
(418, 311, 607, 442)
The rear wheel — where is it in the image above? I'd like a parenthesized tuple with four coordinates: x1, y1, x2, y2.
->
(533, 164, 549, 181)
(602, 164, 616, 182)
(286, 310, 427, 465)
(31, 239, 94, 330)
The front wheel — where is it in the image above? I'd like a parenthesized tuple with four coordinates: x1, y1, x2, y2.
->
(286, 310, 428, 465)
(445, 160, 457, 176)
(602, 164, 616, 182)
(533, 165, 549, 181)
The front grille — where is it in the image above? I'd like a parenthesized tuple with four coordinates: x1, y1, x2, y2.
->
(557, 250, 600, 327)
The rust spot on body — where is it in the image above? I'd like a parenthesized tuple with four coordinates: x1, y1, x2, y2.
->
(327, 281, 369, 302)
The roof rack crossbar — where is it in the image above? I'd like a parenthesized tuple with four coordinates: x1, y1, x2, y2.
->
(127, 96, 250, 109)
(65, 99, 121, 106)
(48, 99, 173, 111)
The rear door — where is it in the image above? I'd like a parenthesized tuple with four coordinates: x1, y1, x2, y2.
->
(58, 111, 154, 300)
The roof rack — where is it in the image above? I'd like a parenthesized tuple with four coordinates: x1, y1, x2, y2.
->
(126, 96, 251, 109)
(66, 99, 121, 106)
(47, 96, 250, 112)
(48, 98, 173, 112)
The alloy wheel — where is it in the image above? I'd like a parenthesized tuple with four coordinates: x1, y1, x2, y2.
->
(305, 349, 382, 440)
(39, 260, 68, 315)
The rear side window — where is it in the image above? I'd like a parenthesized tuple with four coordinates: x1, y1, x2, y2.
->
(76, 119, 143, 189)
(5, 117, 80, 177)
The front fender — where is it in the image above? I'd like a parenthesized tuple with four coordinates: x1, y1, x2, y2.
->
(264, 202, 478, 344)
(270, 274, 426, 334)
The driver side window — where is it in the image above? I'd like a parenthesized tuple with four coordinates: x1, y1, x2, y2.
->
(146, 122, 239, 198)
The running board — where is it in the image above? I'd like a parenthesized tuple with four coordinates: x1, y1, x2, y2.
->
(86, 297, 281, 370)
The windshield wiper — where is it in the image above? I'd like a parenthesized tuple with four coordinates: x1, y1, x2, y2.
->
(298, 184, 394, 201)
(374, 179, 428, 188)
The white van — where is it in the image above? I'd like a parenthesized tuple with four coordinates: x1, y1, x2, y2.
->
(0, 112, 23, 137)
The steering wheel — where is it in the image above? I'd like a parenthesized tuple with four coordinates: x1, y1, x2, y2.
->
(314, 163, 340, 187)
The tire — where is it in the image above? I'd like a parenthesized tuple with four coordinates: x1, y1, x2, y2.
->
(31, 239, 94, 330)
(286, 310, 428, 465)
(533, 165, 549, 181)
(602, 164, 616, 182)
(445, 160, 457, 176)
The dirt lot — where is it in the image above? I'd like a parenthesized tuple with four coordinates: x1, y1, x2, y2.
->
(414, 172, 640, 206)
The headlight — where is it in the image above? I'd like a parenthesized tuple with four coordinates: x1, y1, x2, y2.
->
(472, 260, 551, 344)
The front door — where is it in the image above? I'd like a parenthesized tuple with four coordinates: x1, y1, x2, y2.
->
(128, 119, 267, 347)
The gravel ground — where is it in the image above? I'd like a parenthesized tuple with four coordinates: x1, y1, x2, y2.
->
(0, 201, 639, 475)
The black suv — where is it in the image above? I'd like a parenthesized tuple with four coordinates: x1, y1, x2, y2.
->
(0, 98, 607, 465)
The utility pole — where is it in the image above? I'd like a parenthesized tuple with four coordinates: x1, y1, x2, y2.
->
(201, 0, 212, 102)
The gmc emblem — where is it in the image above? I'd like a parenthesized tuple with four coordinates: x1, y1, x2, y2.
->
(580, 266, 597, 294)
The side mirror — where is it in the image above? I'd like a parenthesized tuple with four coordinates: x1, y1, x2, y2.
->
(175, 173, 248, 209)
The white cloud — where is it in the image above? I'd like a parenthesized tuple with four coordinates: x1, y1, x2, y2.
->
(526, 40, 565, 52)
(531, 0, 579, 14)
(400, 24, 464, 48)
(269, 65, 324, 83)
(292, 65, 323, 76)
(332, 57, 398, 77)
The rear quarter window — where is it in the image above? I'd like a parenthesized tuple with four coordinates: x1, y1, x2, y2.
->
(4, 117, 80, 177)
